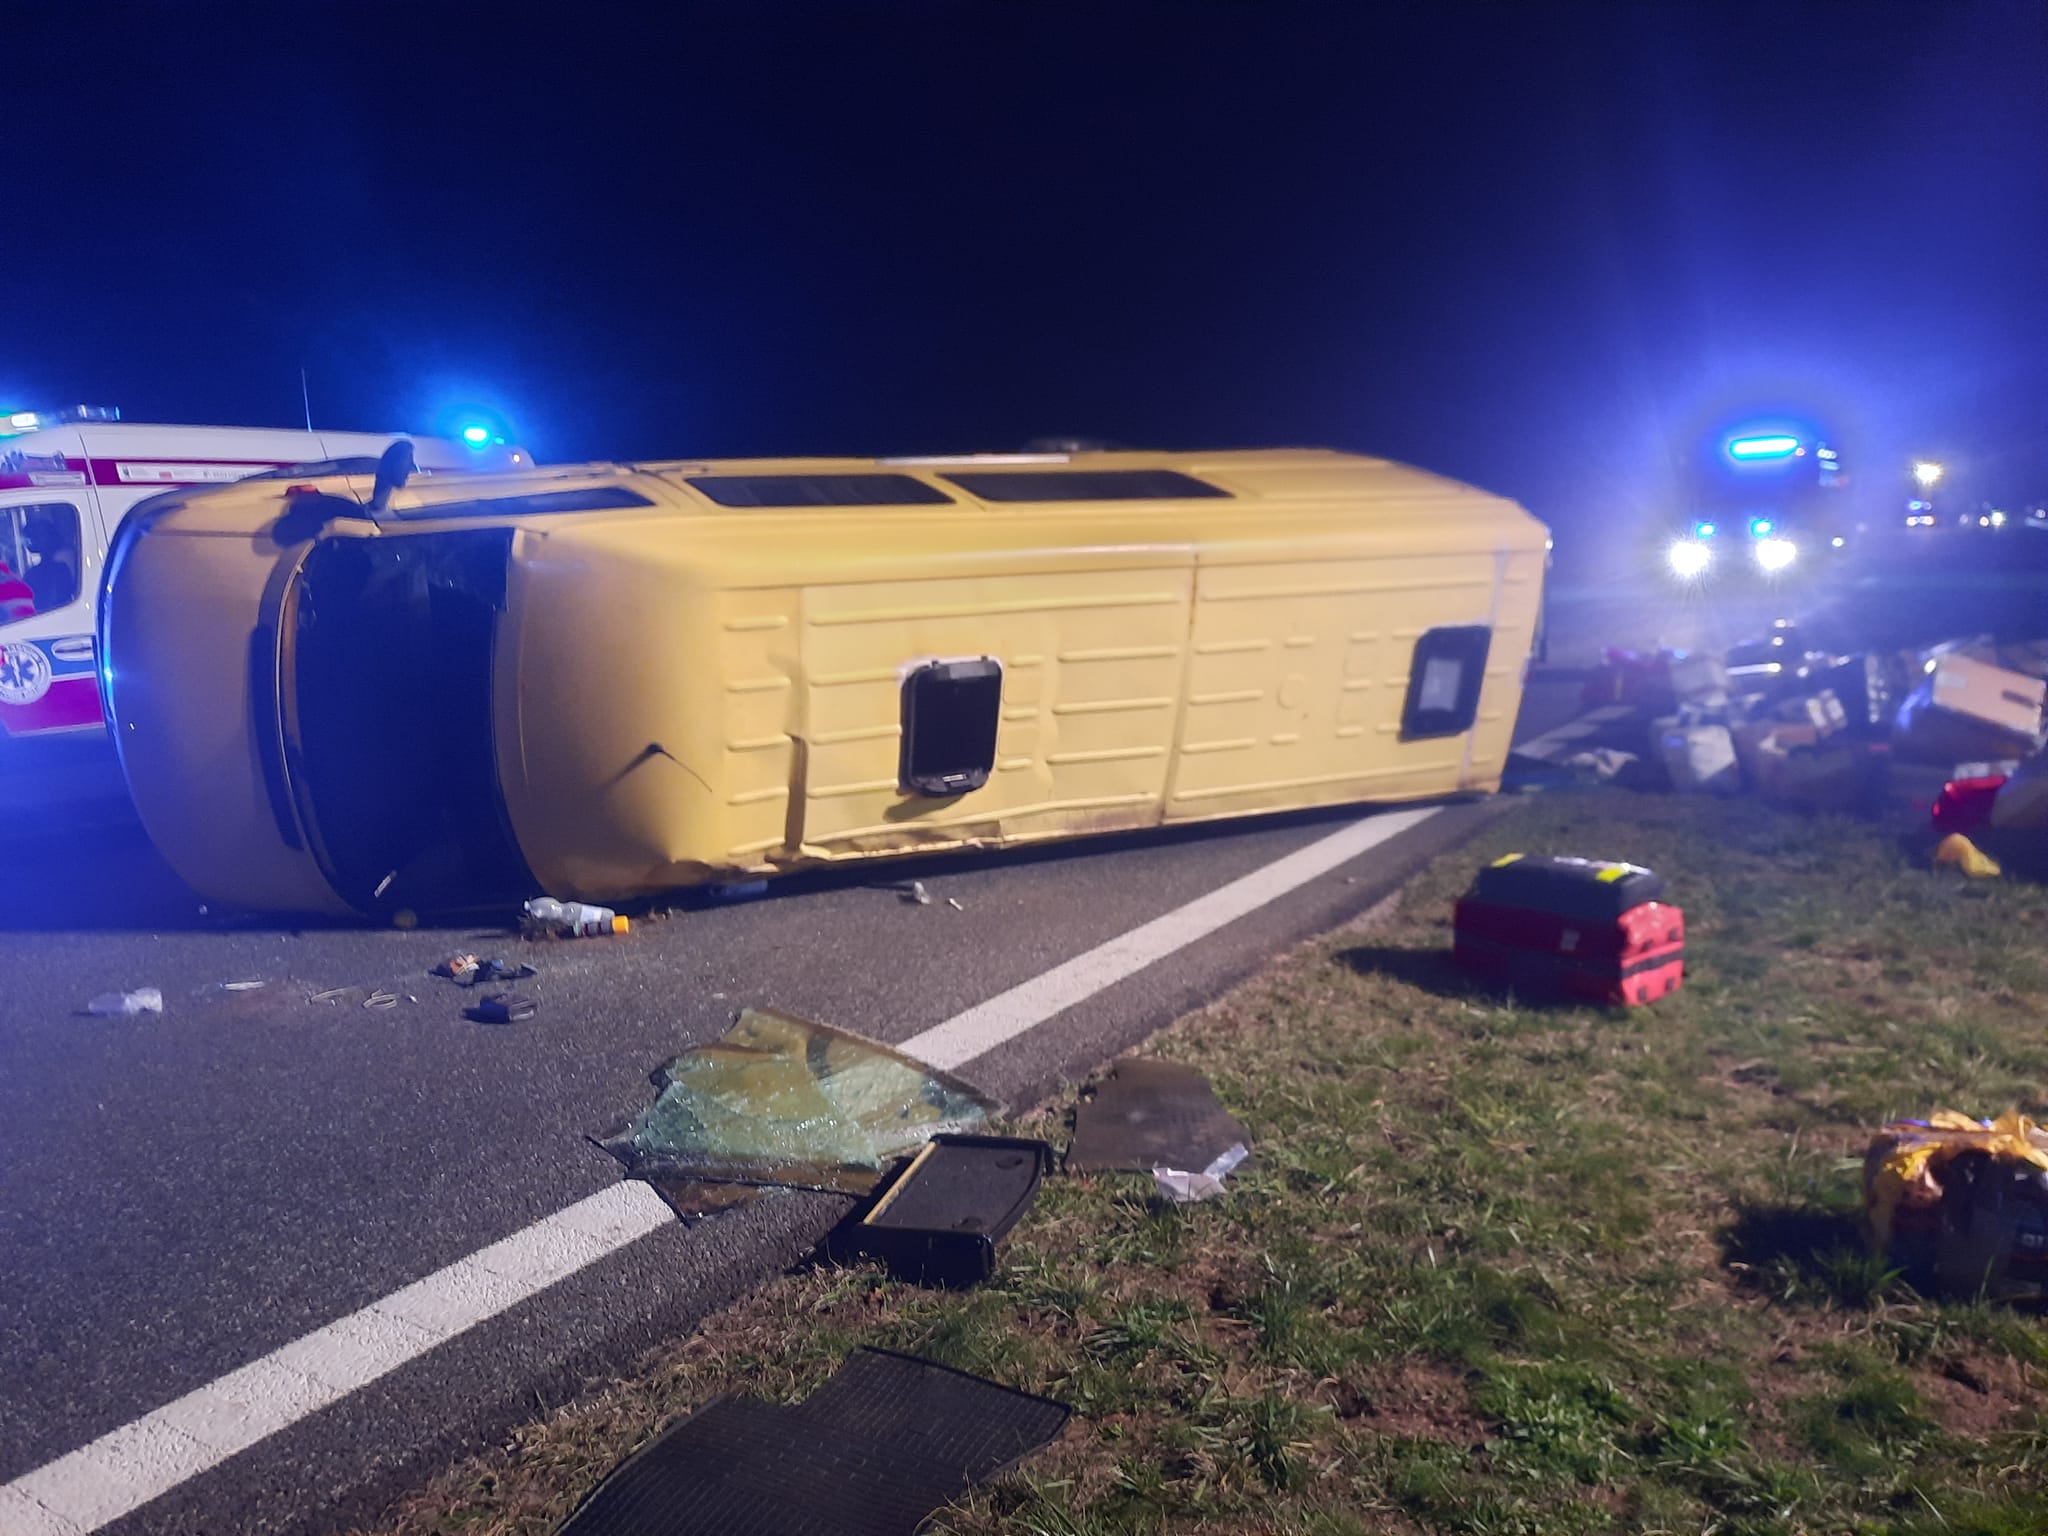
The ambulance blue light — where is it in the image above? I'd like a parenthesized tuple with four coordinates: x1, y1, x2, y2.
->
(460, 424, 491, 446)
(1694, 521, 1716, 539)
(1749, 518, 1773, 536)
(1728, 435, 1800, 460)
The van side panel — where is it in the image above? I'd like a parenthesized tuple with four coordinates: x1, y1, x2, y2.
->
(1164, 550, 1493, 817)
(794, 562, 1194, 857)
(505, 527, 734, 895)
(1462, 545, 1549, 791)
(712, 585, 804, 864)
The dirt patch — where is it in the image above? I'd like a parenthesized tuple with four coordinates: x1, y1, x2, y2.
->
(1346, 1358, 1487, 1443)
(1921, 1349, 2037, 1438)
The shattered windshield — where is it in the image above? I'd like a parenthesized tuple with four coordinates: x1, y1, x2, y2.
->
(599, 1008, 997, 1193)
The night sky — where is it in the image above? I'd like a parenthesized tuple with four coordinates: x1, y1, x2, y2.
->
(8, 3, 2045, 556)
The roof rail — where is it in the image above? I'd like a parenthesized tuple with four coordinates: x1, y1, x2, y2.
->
(877, 452, 1071, 466)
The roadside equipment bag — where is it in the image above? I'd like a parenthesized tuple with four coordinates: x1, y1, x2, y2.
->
(1453, 854, 1685, 1007)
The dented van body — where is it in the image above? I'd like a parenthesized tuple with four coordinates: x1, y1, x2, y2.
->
(101, 448, 1549, 917)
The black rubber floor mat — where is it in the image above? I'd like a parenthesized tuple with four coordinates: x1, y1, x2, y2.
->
(797, 1349, 1070, 1482)
(557, 1396, 962, 1536)
(1065, 1057, 1249, 1172)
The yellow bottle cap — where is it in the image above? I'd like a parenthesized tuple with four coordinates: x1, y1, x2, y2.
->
(611, 915, 631, 934)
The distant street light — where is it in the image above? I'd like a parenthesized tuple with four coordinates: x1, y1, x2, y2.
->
(1912, 460, 1944, 489)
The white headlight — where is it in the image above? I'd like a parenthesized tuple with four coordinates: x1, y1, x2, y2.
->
(1666, 540, 1712, 578)
(1754, 537, 1798, 572)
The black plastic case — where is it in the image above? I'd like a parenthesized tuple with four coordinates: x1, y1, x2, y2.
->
(835, 1134, 1051, 1288)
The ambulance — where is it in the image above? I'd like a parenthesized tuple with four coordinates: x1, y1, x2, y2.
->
(0, 406, 525, 748)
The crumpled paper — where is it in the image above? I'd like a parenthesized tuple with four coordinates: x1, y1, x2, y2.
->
(1152, 1143, 1249, 1204)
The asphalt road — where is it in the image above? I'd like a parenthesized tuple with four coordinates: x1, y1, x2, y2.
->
(0, 578, 1776, 1536)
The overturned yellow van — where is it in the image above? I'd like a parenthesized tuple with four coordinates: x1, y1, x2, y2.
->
(101, 447, 1548, 917)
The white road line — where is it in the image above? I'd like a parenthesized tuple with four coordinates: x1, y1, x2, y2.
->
(1, 1183, 674, 1536)
(900, 805, 1440, 1069)
(1513, 703, 1632, 762)
(5, 722, 1615, 1532)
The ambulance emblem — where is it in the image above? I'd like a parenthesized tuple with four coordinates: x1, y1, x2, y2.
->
(0, 641, 53, 705)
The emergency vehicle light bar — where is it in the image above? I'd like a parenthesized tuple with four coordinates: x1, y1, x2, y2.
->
(2, 404, 122, 433)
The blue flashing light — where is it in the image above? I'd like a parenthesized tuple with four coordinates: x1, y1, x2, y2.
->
(1748, 518, 1773, 537)
(459, 424, 491, 446)
(1694, 521, 1716, 539)
(1728, 434, 1801, 460)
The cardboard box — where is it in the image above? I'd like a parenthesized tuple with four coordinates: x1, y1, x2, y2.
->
(1656, 719, 1739, 795)
(1733, 720, 1817, 788)
(1775, 688, 1848, 736)
(1927, 654, 2045, 741)
(1755, 735, 1876, 811)
(1893, 657, 2046, 764)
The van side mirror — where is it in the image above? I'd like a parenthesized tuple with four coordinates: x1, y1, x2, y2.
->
(366, 439, 417, 514)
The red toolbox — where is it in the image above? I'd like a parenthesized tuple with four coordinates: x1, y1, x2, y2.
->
(1453, 854, 1685, 1006)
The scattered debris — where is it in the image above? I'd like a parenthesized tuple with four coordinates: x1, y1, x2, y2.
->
(597, 1007, 996, 1195)
(432, 954, 534, 987)
(899, 880, 933, 906)
(523, 896, 629, 938)
(1067, 1057, 1250, 1174)
(220, 980, 265, 992)
(1154, 1142, 1250, 1204)
(86, 987, 163, 1017)
(1894, 652, 2046, 765)
(946, 896, 964, 911)
(1583, 646, 1677, 714)
(1453, 853, 1685, 1006)
(433, 953, 481, 984)
(1575, 621, 2047, 883)
(1864, 1110, 2048, 1299)
(832, 1135, 1052, 1287)
(1561, 746, 1639, 782)
(470, 992, 536, 1025)
(556, 1348, 1068, 1536)
(308, 987, 350, 1003)
(362, 990, 400, 1010)
(1934, 831, 2002, 879)
(1932, 775, 2009, 838)
(373, 870, 395, 899)
(1655, 718, 1740, 795)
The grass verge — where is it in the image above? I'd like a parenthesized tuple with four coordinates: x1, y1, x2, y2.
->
(358, 787, 2048, 1536)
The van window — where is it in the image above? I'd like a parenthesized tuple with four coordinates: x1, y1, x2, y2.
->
(686, 474, 953, 508)
(397, 486, 654, 520)
(1400, 625, 1491, 739)
(0, 502, 83, 626)
(940, 470, 1230, 502)
(901, 658, 1003, 796)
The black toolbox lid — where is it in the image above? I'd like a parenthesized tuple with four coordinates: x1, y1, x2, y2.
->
(1467, 854, 1664, 921)
(836, 1135, 1052, 1288)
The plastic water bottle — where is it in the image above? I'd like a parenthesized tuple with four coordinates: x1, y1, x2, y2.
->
(522, 897, 628, 937)
(87, 987, 164, 1016)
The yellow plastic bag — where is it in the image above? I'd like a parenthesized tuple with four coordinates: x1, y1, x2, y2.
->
(1934, 832, 2001, 878)
(1863, 1110, 2048, 1250)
